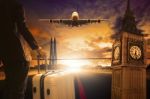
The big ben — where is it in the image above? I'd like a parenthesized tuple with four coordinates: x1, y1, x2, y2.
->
(111, 0, 147, 99)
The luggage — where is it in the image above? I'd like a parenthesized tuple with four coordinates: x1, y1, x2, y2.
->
(32, 71, 56, 99)
(66, 73, 75, 99)
(43, 72, 75, 99)
(32, 73, 43, 99)
(32, 56, 75, 99)
(32, 56, 55, 99)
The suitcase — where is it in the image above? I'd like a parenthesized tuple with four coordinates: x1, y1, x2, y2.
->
(32, 71, 56, 99)
(65, 73, 75, 99)
(32, 56, 75, 99)
(32, 56, 57, 99)
(43, 72, 75, 99)
(32, 73, 43, 99)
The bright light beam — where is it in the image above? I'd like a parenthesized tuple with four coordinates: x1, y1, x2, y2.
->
(61, 60, 91, 72)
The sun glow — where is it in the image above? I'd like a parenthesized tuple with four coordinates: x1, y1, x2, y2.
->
(61, 60, 91, 72)
(98, 42, 112, 48)
(97, 60, 111, 67)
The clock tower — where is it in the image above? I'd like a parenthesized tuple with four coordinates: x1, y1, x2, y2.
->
(111, 0, 146, 99)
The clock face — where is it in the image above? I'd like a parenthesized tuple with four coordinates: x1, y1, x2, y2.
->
(112, 41, 121, 66)
(129, 46, 142, 59)
(114, 47, 120, 60)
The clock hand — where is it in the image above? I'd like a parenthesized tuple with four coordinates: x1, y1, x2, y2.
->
(134, 50, 138, 59)
(135, 50, 137, 55)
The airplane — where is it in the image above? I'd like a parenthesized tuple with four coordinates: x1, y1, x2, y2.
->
(39, 11, 108, 27)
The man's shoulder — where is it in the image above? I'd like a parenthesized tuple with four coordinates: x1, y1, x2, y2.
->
(13, 1, 23, 9)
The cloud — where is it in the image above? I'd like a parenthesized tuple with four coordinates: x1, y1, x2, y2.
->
(21, 0, 150, 66)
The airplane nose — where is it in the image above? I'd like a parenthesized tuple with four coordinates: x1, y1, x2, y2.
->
(73, 16, 78, 21)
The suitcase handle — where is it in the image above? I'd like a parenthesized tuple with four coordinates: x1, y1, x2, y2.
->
(37, 55, 48, 74)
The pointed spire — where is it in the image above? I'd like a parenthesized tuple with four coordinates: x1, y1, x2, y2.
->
(54, 37, 57, 67)
(50, 37, 52, 43)
(127, 0, 130, 11)
(125, 0, 132, 16)
(54, 37, 56, 43)
(121, 0, 140, 34)
(49, 37, 57, 69)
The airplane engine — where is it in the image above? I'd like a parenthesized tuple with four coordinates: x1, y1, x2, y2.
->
(88, 19, 91, 23)
(49, 20, 52, 23)
(60, 20, 63, 23)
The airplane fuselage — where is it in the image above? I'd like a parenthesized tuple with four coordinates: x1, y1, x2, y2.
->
(39, 11, 107, 27)
(70, 12, 82, 26)
(71, 11, 79, 21)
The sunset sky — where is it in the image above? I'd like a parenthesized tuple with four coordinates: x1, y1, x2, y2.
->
(20, 0, 150, 67)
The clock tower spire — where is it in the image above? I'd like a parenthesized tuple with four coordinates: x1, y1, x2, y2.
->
(126, 0, 131, 14)
(121, 0, 140, 34)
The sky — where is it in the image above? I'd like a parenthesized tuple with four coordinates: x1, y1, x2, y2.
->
(20, 0, 150, 67)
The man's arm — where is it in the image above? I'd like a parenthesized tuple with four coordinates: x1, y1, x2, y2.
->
(15, 4, 39, 50)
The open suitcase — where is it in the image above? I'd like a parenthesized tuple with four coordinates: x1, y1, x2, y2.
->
(32, 56, 75, 99)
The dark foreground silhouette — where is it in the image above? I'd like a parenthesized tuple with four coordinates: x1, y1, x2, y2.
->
(0, 0, 39, 99)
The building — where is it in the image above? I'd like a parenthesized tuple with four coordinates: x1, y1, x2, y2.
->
(111, 0, 147, 99)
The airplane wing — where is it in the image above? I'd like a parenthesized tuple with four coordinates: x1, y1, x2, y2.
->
(39, 19, 108, 26)
(77, 19, 108, 25)
(39, 19, 73, 26)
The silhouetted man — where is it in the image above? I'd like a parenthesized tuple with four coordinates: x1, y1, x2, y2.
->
(0, 0, 40, 99)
